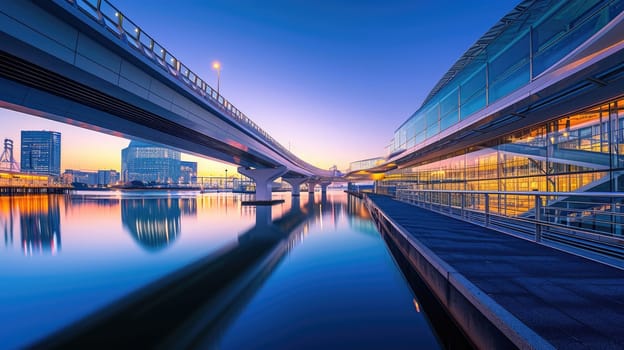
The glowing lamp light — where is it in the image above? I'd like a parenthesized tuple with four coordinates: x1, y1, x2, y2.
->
(212, 61, 222, 95)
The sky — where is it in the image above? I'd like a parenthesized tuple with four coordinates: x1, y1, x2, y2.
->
(0, 0, 519, 175)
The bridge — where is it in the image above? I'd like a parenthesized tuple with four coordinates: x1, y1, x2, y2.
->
(0, 0, 341, 201)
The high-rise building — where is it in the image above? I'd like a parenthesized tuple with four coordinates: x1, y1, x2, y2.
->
(179, 161, 197, 184)
(121, 141, 180, 184)
(20, 131, 61, 177)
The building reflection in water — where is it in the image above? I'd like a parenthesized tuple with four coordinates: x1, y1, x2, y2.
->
(0, 195, 62, 255)
(121, 197, 197, 252)
(0, 196, 15, 247)
(346, 193, 378, 235)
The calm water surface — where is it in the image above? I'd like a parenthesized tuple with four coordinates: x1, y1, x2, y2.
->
(0, 190, 441, 349)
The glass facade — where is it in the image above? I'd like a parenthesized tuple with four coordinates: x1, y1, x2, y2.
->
(350, 157, 385, 172)
(385, 97, 624, 216)
(20, 130, 61, 177)
(121, 141, 181, 184)
(389, 0, 624, 155)
(179, 161, 197, 184)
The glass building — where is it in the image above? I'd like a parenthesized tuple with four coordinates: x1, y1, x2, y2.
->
(20, 130, 61, 177)
(368, 0, 624, 238)
(349, 157, 385, 172)
(179, 161, 197, 184)
(121, 141, 181, 184)
(121, 198, 181, 251)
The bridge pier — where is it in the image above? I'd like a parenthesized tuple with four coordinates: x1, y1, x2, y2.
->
(307, 180, 320, 193)
(320, 181, 331, 193)
(282, 177, 307, 196)
(238, 166, 287, 204)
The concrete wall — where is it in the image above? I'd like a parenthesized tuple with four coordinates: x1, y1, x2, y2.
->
(365, 196, 535, 349)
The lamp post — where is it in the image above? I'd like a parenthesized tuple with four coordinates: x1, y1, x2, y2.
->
(212, 61, 221, 96)
(225, 169, 228, 190)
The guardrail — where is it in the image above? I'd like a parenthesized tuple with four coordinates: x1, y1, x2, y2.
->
(63, 0, 328, 175)
(396, 188, 624, 259)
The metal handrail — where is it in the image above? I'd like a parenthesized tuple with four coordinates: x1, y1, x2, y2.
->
(397, 189, 624, 198)
(62, 0, 331, 176)
(395, 188, 624, 259)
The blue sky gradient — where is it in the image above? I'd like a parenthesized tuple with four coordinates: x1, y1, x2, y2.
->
(1, 0, 519, 172)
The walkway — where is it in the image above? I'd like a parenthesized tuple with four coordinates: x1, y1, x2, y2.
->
(367, 194, 624, 350)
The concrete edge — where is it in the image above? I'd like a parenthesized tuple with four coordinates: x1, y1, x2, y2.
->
(364, 196, 555, 350)
(448, 272, 555, 350)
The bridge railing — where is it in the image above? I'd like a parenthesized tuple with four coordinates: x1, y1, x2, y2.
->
(396, 188, 624, 259)
(63, 0, 326, 174)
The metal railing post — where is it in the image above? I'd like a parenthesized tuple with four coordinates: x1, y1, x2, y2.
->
(448, 192, 452, 214)
(535, 194, 542, 242)
(484, 193, 490, 227)
(461, 193, 465, 218)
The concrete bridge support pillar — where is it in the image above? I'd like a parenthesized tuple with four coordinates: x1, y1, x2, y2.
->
(283, 177, 307, 196)
(238, 166, 288, 202)
(320, 181, 331, 193)
(307, 180, 319, 194)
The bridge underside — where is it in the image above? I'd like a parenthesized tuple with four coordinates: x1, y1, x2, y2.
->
(0, 49, 274, 169)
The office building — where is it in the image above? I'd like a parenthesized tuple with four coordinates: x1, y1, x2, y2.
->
(63, 169, 119, 187)
(63, 169, 97, 186)
(20, 130, 61, 176)
(97, 169, 120, 186)
(179, 161, 197, 184)
(121, 141, 181, 184)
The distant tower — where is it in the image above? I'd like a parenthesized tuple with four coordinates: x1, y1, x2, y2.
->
(20, 131, 61, 176)
(0, 139, 20, 172)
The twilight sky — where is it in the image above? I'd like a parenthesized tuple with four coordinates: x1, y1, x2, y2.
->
(0, 0, 518, 175)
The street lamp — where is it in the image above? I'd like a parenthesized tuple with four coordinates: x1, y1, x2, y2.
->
(212, 61, 221, 96)
(225, 168, 228, 189)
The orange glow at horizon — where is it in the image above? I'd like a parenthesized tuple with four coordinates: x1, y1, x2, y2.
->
(0, 106, 343, 176)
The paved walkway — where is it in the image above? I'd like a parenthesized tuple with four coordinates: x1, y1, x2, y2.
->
(369, 194, 624, 350)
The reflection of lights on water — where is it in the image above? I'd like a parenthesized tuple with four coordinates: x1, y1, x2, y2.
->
(51, 234, 57, 256)
(413, 299, 420, 313)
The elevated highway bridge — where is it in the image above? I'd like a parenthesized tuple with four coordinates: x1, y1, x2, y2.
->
(0, 0, 342, 201)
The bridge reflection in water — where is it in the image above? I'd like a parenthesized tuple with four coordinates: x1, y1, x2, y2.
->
(30, 192, 355, 348)
(0, 191, 446, 349)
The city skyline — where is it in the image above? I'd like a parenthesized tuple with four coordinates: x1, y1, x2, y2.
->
(0, 0, 517, 172)
(0, 113, 233, 177)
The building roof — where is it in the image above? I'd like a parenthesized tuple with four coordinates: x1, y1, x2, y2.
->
(421, 0, 543, 106)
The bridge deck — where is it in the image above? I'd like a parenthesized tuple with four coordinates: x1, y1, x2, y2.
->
(367, 194, 624, 350)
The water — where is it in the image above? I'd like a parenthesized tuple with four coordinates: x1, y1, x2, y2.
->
(0, 190, 442, 349)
